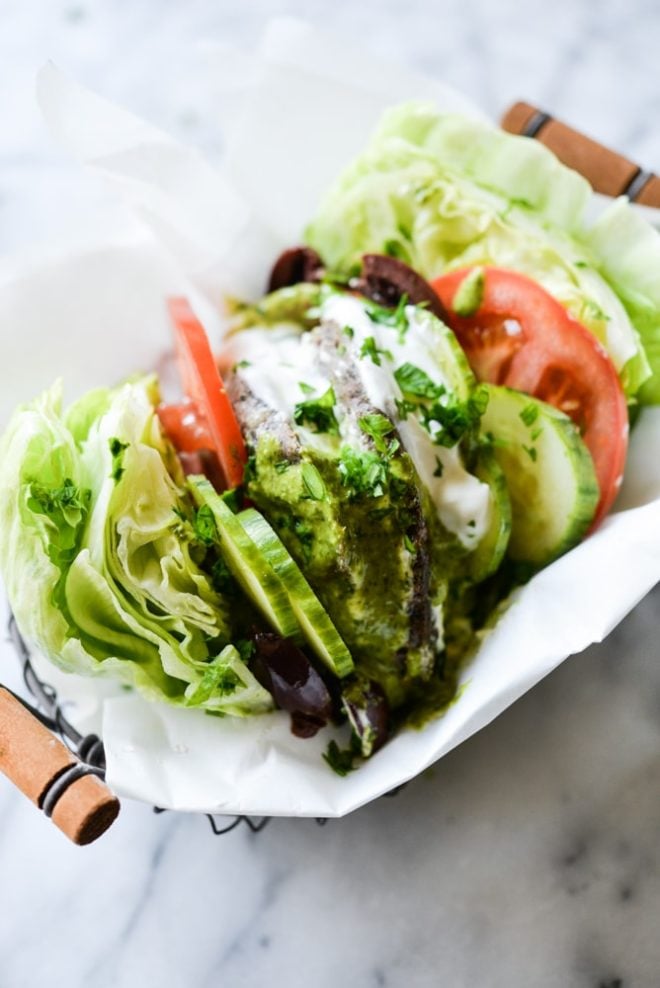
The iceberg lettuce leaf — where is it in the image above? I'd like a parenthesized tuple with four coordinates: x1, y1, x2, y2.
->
(0, 378, 273, 716)
(307, 102, 660, 400)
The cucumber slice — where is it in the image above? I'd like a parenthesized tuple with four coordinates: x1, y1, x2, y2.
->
(238, 507, 354, 679)
(412, 307, 476, 401)
(188, 476, 302, 641)
(469, 445, 512, 581)
(479, 386, 599, 567)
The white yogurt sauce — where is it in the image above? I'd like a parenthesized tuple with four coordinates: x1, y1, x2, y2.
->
(321, 294, 491, 548)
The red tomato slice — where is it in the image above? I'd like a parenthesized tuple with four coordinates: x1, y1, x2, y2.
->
(161, 297, 247, 489)
(432, 267, 628, 528)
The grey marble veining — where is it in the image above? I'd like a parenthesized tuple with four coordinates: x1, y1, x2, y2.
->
(1, 2, 660, 986)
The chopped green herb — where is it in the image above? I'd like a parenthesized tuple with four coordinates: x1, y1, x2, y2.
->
(530, 426, 543, 442)
(211, 557, 237, 596)
(338, 446, 389, 499)
(394, 397, 418, 420)
(243, 452, 258, 485)
(522, 444, 538, 462)
(185, 660, 241, 706)
(220, 488, 241, 513)
(293, 386, 340, 436)
(232, 359, 251, 371)
(109, 437, 129, 482)
(365, 293, 410, 342)
(358, 413, 399, 458)
(301, 461, 327, 501)
(342, 325, 355, 338)
(293, 518, 314, 562)
(274, 459, 290, 475)
(359, 336, 393, 366)
(394, 362, 444, 400)
(519, 403, 540, 427)
(452, 266, 485, 317)
(323, 739, 358, 777)
(194, 505, 218, 544)
(420, 384, 490, 448)
(403, 533, 416, 554)
(235, 639, 255, 663)
(298, 380, 315, 395)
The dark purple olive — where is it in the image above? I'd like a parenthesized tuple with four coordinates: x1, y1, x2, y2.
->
(177, 448, 227, 492)
(267, 246, 325, 292)
(341, 679, 389, 757)
(250, 631, 334, 738)
(359, 254, 449, 322)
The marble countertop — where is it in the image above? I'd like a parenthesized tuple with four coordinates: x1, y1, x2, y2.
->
(1, 2, 660, 986)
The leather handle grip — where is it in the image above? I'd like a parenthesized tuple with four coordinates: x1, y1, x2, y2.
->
(501, 101, 660, 208)
(0, 687, 120, 845)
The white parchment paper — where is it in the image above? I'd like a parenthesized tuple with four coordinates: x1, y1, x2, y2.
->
(3, 19, 660, 817)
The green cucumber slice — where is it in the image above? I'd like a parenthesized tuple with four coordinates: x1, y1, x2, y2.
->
(188, 476, 302, 641)
(238, 507, 354, 679)
(479, 386, 599, 567)
(469, 444, 512, 581)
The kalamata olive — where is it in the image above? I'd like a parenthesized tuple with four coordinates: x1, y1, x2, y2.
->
(267, 247, 325, 292)
(250, 631, 334, 738)
(359, 254, 449, 322)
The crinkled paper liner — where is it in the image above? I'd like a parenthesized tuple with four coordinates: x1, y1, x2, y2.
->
(2, 18, 660, 817)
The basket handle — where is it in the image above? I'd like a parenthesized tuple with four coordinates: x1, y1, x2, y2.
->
(501, 101, 660, 207)
(0, 687, 120, 844)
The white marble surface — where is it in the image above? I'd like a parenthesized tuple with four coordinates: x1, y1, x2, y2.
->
(1, 2, 660, 986)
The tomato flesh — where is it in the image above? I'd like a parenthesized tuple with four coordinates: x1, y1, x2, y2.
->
(432, 267, 628, 528)
(159, 297, 247, 490)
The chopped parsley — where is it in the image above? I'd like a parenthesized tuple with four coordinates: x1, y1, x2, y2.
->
(301, 461, 327, 501)
(323, 739, 359, 777)
(185, 660, 241, 706)
(365, 293, 410, 342)
(420, 384, 490, 448)
(235, 639, 255, 663)
(194, 505, 218, 545)
(359, 336, 393, 366)
(522, 444, 538, 462)
(109, 437, 129, 482)
(358, 413, 399, 458)
(211, 557, 237, 596)
(394, 362, 444, 400)
(220, 488, 241, 513)
(298, 380, 315, 395)
(342, 325, 355, 338)
(403, 533, 416, 554)
(293, 386, 340, 436)
(519, 402, 540, 427)
(232, 359, 251, 371)
(274, 459, 290, 475)
(338, 446, 389, 499)
(394, 396, 418, 420)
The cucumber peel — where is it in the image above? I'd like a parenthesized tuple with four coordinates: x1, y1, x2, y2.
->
(187, 476, 302, 642)
(479, 386, 599, 567)
(238, 507, 354, 679)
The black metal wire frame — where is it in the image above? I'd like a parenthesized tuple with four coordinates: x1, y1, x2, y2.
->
(5, 611, 274, 836)
(6, 610, 406, 835)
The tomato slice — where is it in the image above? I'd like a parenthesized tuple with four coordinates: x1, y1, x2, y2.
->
(432, 267, 628, 528)
(161, 297, 247, 489)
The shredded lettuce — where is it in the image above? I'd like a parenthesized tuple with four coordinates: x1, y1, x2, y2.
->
(307, 101, 660, 401)
(0, 377, 273, 716)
